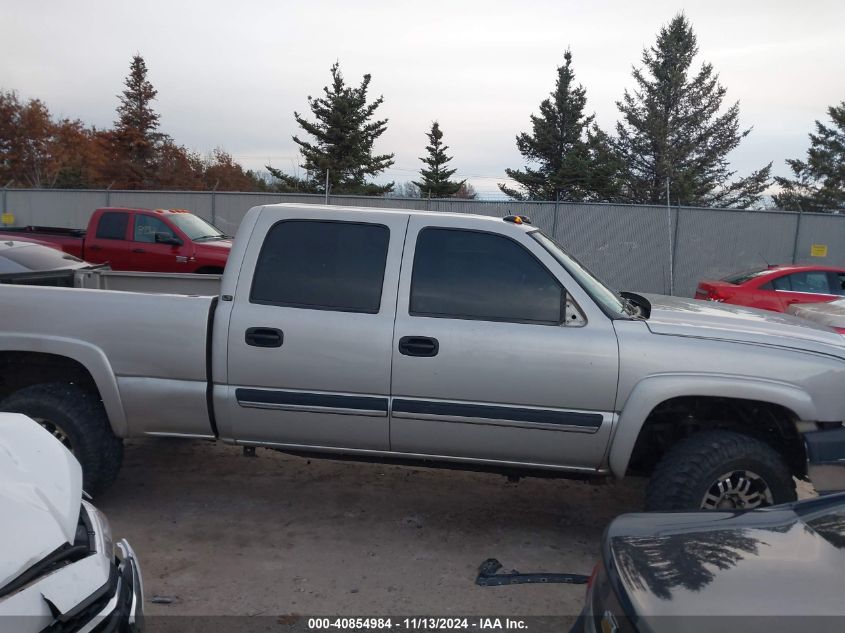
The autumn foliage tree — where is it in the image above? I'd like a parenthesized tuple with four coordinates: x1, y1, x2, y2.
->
(202, 148, 267, 191)
(1, 55, 266, 192)
(102, 54, 167, 188)
(0, 93, 55, 187)
(0, 90, 106, 188)
(453, 182, 478, 199)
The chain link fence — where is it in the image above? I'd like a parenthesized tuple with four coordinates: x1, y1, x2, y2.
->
(2, 187, 843, 297)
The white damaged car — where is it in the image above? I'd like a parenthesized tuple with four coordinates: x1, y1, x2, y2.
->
(0, 413, 143, 632)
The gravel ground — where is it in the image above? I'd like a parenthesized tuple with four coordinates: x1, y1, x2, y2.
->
(94, 439, 648, 625)
(95, 438, 815, 631)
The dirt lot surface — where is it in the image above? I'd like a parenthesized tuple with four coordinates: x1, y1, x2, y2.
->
(96, 438, 649, 626)
(97, 438, 816, 631)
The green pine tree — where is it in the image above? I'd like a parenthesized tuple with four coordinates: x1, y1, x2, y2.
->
(584, 126, 626, 202)
(499, 50, 598, 201)
(413, 121, 464, 197)
(613, 14, 771, 208)
(111, 54, 166, 188)
(773, 102, 845, 212)
(268, 62, 394, 195)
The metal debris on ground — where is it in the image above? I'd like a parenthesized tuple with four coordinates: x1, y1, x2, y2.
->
(150, 595, 178, 604)
(475, 558, 590, 587)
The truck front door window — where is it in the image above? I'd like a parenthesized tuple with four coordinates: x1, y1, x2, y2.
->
(409, 228, 563, 325)
(134, 215, 174, 243)
(250, 220, 390, 314)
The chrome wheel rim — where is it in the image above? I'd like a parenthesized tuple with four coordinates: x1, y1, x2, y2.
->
(700, 470, 774, 510)
(34, 417, 73, 452)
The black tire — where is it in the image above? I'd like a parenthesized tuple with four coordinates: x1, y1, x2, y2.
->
(645, 430, 796, 511)
(0, 383, 123, 495)
(95, 426, 124, 493)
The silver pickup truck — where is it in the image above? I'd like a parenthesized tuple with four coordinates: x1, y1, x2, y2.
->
(2, 204, 844, 511)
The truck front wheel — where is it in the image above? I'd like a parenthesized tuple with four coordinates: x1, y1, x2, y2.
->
(645, 430, 796, 511)
(0, 383, 123, 495)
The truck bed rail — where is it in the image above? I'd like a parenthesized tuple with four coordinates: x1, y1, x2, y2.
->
(74, 269, 221, 296)
(0, 225, 86, 238)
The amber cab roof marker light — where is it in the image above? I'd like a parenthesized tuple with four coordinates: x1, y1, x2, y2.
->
(503, 215, 532, 225)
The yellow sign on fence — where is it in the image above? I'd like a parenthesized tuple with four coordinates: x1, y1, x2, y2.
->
(1, 213, 14, 225)
(810, 243, 829, 257)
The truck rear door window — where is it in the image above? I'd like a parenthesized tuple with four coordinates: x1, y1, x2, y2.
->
(95, 212, 129, 240)
(250, 220, 390, 313)
(409, 228, 563, 324)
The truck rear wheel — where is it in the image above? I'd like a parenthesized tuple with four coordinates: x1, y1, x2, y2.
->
(645, 430, 796, 511)
(0, 383, 123, 495)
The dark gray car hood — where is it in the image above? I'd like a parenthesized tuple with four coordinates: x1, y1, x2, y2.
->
(606, 495, 845, 630)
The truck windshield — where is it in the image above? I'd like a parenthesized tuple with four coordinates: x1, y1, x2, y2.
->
(169, 214, 226, 241)
(530, 230, 629, 318)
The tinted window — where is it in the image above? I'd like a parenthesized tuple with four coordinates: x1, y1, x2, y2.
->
(410, 228, 563, 324)
(134, 215, 175, 243)
(781, 271, 832, 294)
(95, 212, 129, 240)
(251, 221, 389, 313)
(831, 273, 845, 296)
(771, 274, 791, 291)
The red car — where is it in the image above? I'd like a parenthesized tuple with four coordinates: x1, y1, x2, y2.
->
(696, 264, 845, 312)
(0, 207, 231, 273)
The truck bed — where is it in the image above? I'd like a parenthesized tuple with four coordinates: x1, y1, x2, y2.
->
(0, 284, 215, 438)
(0, 225, 87, 238)
(2, 267, 221, 295)
(74, 269, 221, 296)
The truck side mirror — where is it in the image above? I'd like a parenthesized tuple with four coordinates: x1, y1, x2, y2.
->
(155, 232, 182, 246)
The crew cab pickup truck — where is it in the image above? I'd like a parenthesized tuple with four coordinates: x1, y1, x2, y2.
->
(0, 207, 231, 273)
(1, 204, 844, 510)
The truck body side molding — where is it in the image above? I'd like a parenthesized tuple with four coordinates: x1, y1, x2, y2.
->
(235, 388, 389, 417)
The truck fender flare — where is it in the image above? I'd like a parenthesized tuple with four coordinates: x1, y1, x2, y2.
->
(609, 373, 816, 478)
(0, 334, 128, 437)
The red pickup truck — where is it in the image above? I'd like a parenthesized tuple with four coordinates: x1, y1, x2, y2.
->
(0, 207, 232, 273)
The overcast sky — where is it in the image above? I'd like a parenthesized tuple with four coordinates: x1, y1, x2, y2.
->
(2, 0, 843, 198)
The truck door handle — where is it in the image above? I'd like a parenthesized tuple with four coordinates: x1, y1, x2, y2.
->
(398, 336, 439, 357)
(132, 248, 146, 253)
(88, 245, 102, 251)
(245, 327, 284, 348)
